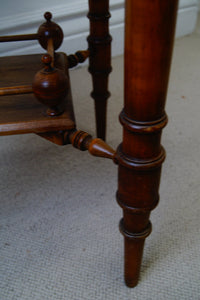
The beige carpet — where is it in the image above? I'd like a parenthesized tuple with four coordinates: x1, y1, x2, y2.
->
(1, 20, 200, 300)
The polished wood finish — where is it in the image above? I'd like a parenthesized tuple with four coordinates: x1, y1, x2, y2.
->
(0, 85, 32, 96)
(0, 53, 75, 135)
(117, 0, 179, 287)
(68, 50, 90, 69)
(68, 129, 116, 161)
(0, 2, 179, 287)
(88, 0, 112, 140)
(0, 33, 38, 42)
(37, 12, 63, 51)
(0, 8, 107, 139)
(0, 12, 63, 48)
(0, 51, 115, 162)
(32, 54, 69, 116)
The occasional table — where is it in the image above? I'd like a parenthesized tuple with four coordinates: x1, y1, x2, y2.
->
(0, 0, 179, 287)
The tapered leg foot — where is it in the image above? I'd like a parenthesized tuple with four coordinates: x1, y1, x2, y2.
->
(120, 219, 152, 287)
(124, 239, 145, 287)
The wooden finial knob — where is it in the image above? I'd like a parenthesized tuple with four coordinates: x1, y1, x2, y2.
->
(44, 11, 52, 22)
(37, 12, 63, 50)
(32, 54, 69, 116)
(42, 53, 52, 70)
(68, 130, 117, 163)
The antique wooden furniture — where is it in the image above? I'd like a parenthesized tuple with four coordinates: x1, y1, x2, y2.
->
(0, 0, 179, 287)
(117, 0, 179, 287)
(0, 12, 114, 157)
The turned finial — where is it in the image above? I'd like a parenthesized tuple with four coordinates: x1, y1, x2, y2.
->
(44, 11, 52, 22)
(42, 53, 52, 70)
(37, 12, 63, 50)
(67, 130, 117, 162)
(32, 54, 69, 116)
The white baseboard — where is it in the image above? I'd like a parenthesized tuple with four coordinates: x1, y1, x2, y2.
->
(0, 0, 198, 57)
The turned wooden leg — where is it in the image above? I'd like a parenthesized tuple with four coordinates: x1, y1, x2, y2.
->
(87, 0, 112, 140)
(117, 0, 179, 287)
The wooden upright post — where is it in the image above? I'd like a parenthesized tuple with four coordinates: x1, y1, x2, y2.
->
(88, 0, 112, 140)
(117, 0, 179, 287)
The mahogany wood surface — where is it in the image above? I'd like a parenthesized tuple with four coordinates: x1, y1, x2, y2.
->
(32, 53, 69, 116)
(37, 12, 63, 51)
(88, 0, 112, 140)
(0, 1, 179, 288)
(67, 129, 116, 160)
(117, 0, 179, 287)
(0, 53, 75, 135)
(0, 85, 32, 96)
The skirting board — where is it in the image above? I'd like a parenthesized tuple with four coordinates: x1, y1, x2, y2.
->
(0, 0, 198, 57)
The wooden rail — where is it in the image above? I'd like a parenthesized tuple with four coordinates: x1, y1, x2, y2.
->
(0, 85, 33, 96)
(0, 34, 38, 43)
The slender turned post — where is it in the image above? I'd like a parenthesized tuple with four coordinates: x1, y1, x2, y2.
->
(117, 0, 179, 287)
(0, 34, 38, 42)
(87, 0, 112, 140)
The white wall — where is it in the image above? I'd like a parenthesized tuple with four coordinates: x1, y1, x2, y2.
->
(0, 0, 198, 57)
(177, 0, 198, 38)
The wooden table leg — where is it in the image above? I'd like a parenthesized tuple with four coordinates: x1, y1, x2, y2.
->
(88, 0, 112, 140)
(117, 0, 179, 287)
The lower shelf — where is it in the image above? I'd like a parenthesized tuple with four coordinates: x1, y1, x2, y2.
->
(0, 53, 76, 136)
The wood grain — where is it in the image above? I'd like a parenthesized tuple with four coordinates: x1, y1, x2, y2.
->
(117, 0, 179, 287)
(0, 53, 75, 135)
